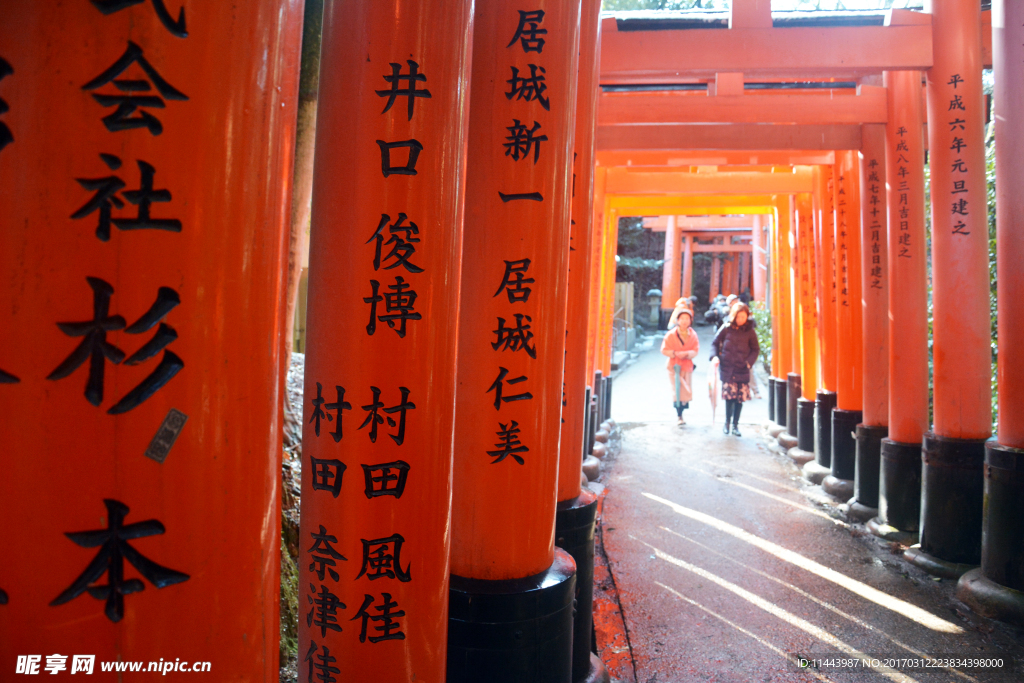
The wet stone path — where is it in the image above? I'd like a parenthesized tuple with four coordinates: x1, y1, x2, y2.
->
(591, 339, 1024, 683)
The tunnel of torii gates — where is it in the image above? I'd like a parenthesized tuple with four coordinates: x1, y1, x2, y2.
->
(2, 0, 1024, 682)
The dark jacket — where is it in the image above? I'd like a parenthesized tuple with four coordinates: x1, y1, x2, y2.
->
(711, 319, 760, 385)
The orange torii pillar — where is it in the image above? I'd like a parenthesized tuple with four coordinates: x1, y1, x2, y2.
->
(824, 151, 864, 501)
(871, 69, 928, 543)
(782, 195, 802, 446)
(790, 193, 819, 464)
(298, 3, 473, 681)
(767, 210, 782, 427)
(555, 2, 610, 680)
(806, 165, 839, 482)
(849, 124, 890, 521)
(908, 0, 991, 578)
(681, 232, 694, 299)
(585, 171, 607, 441)
(449, 1, 581, 680)
(959, 0, 1024, 624)
(0, 4, 301, 674)
(752, 215, 767, 302)
(772, 196, 796, 435)
(661, 215, 681, 310)
(599, 208, 619, 380)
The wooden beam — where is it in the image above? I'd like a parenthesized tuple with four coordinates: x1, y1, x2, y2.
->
(609, 194, 777, 215)
(599, 17, 934, 82)
(596, 149, 836, 167)
(599, 87, 887, 125)
(596, 123, 862, 151)
(642, 216, 753, 230)
(605, 168, 814, 195)
(692, 243, 753, 253)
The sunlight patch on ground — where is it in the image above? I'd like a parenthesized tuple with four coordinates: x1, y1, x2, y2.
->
(642, 491, 964, 634)
(640, 541, 919, 683)
(659, 527, 979, 683)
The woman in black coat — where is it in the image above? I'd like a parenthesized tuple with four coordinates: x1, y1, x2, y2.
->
(710, 302, 760, 436)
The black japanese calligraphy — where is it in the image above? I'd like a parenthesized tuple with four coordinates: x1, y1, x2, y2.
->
(508, 10, 547, 53)
(307, 583, 345, 638)
(50, 499, 189, 623)
(367, 213, 423, 273)
(309, 382, 351, 442)
(351, 593, 405, 643)
(308, 525, 347, 582)
(83, 41, 188, 135)
(486, 367, 533, 410)
(505, 65, 549, 110)
(494, 259, 534, 303)
(359, 386, 415, 444)
(487, 420, 528, 465)
(498, 191, 544, 202)
(503, 119, 547, 163)
(72, 155, 181, 241)
(492, 314, 536, 358)
(364, 277, 422, 338)
(376, 60, 431, 121)
(91, 0, 187, 38)
(356, 534, 411, 582)
(0, 57, 12, 153)
(0, 588, 6, 604)
(310, 456, 346, 498)
(0, 368, 19, 384)
(376, 139, 423, 178)
(362, 461, 410, 499)
(305, 642, 338, 683)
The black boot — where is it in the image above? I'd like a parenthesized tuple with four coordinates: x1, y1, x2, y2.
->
(731, 401, 743, 436)
(723, 399, 733, 434)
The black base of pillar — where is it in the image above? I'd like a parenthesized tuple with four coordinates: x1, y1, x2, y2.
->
(587, 394, 598, 457)
(904, 545, 977, 580)
(555, 490, 600, 683)
(583, 386, 592, 458)
(814, 391, 836, 470)
(853, 424, 887, 510)
(957, 568, 1024, 629)
(877, 438, 922, 534)
(829, 408, 861, 494)
(796, 398, 815, 453)
(803, 460, 831, 484)
(774, 379, 788, 429)
(980, 442, 1024, 591)
(767, 377, 777, 424)
(448, 549, 577, 683)
(603, 377, 613, 423)
(786, 373, 801, 438)
(914, 432, 986, 570)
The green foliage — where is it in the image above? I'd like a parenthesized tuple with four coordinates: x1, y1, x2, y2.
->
(987, 116, 998, 432)
(279, 536, 300, 678)
(750, 301, 772, 371)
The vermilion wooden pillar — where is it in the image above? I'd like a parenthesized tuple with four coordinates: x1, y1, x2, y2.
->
(774, 197, 795, 435)
(599, 209, 619, 376)
(792, 194, 819, 460)
(958, 0, 1024, 623)
(850, 124, 890, 520)
(871, 69, 928, 542)
(681, 233, 694, 298)
(825, 151, 863, 500)
(586, 167, 607, 381)
(752, 215, 766, 302)
(449, 1, 582, 680)
(661, 216, 680, 310)
(784, 195, 802, 442)
(298, 2, 474, 681)
(805, 165, 838, 480)
(0, 2, 301, 675)
(909, 0, 990, 577)
(555, 2, 609, 679)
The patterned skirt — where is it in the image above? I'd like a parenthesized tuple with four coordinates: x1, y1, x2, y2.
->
(722, 381, 752, 403)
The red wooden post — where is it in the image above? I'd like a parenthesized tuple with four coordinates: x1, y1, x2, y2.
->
(0, 2, 302, 675)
